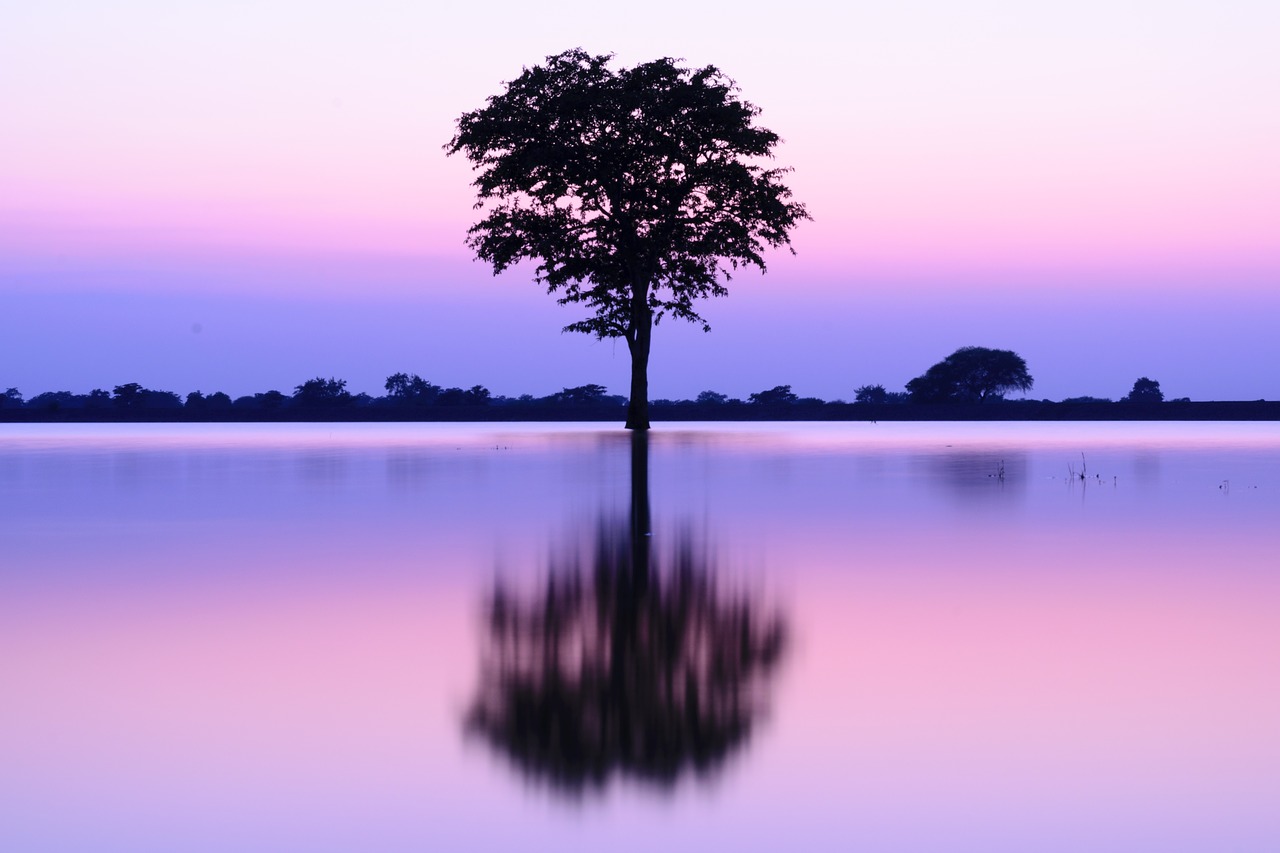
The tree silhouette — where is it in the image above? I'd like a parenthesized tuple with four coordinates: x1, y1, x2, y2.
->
(1124, 376, 1164, 403)
(467, 433, 787, 792)
(854, 384, 888, 404)
(906, 346, 1034, 403)
(447, 49, 809, 430)
(112, 383, 181, 410)
(748, 385, 798, 406)
(385, 373, 442, 405)
(293, 377, 351, 407)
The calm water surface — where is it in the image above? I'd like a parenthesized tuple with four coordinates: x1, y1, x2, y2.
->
(2, 422, 1278, 851)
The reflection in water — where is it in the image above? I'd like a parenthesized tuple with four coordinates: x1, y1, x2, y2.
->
(923, 450, 1028, 501)
(467, 433, 787, 792)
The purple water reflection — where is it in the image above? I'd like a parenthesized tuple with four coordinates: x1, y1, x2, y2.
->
(2, 423, 1278, 851)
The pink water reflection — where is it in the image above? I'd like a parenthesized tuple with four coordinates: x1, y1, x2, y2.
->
(2, 423, 1277, 851)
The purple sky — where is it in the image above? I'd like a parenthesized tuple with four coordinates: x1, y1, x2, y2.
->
(3, 1, 1278, 402)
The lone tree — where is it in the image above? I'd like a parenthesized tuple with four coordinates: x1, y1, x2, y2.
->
(1124, 376, 1164, 403)
(446, 49, 809, 429)
(906, 346, 1034, 403)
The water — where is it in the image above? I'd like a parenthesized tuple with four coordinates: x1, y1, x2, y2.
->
(2, 422, 1278, 851)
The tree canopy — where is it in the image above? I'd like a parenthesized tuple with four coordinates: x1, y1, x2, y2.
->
(293, 377, 351, 407)
(1124, 377, 1164, 403)
(906, 346, 1034, 403)
(748, 385, 798, 406)
(446, 49, 809, 429)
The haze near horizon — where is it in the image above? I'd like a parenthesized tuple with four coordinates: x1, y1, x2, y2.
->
(3, 1, 1277, 401)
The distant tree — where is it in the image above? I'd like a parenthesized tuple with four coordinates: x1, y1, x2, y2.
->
(259, 390, 288, 409)
(150, 391, 183, 409)
(27, 391, 81, 412)
(113, 383, 181, 410)
(385, 372, 441, 404)
(206, 391, 233, 409)
(748, 385, 798, 406)
(1, 388, 21, 409)
(112, 383, 144, 408)
(436, 387, 465, 406)
(233, 390, 288, 411)
(437, 385, 491, 406)
(696, 390, 729, 405)
(293, 377, 351, 407)
(906, 347, 1033, 403)
(447, 49, 809, 430)
(554, 384, 610, 404)
(1124, 377, 1164, 403)
(1061, 396, 1112, 404)
(185, 391, 207, 409)
(86, 389, 112, 409)
(854, 384, 887, 404)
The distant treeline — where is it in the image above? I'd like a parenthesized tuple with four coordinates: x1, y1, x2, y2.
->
(2, 375, 1277, 422)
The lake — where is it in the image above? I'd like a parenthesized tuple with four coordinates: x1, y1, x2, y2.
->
(2, 422, 1278, 851)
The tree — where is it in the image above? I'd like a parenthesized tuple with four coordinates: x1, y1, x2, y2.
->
(854, 384, 887, 404)
(436, 385, 491, 406)
(293, 377, 351, 407)
(1124, 377, 1164, 403)
(112, 383, 181, 410)
(233, 390, 287, 411)
(748, 385, 798, 406)
(385, 372, 442, 405)
(906, 346, 1033, 403)
(112, 383, 144, 408)
(553, 384, 610, 404)
(446, 49, 809, 430)
(695, 390, 729, 405)
(467, 434, 785, 791)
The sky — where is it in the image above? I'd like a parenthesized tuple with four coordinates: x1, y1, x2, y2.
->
(3, 0, 1278, 402)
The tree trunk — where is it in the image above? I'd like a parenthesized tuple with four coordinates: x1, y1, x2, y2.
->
(624, 290, 653, 431)
(629, 429, 651, 583)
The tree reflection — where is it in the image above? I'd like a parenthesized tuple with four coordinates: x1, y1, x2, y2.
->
(467, 432, 787, 792)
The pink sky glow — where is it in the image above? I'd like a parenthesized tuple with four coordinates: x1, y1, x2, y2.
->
(2, 1, 1278, 400)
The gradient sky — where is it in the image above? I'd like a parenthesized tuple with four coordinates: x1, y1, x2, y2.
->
(3, 1, 1278, 401)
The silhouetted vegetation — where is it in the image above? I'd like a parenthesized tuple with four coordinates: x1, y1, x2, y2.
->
(747, 385, 798, 406)
(467, 433, 787, 792)
(4, 363, 1277, 423)
(446, 49, 810, 430)
(1124, 377, 1164, 403)
(906, 346, 1034, 403)
(293, 377, 352, 407)
(112, 383, 182, 410)
(185, 391, 233, 411)
(854, 384, 887, 404)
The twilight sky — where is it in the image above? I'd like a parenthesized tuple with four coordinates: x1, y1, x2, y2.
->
(3, 0, 1277, 402)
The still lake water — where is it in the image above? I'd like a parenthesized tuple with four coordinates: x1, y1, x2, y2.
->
(2, 421, 1278, 852)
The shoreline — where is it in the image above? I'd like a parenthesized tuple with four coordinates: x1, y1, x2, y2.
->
(3, 400, 1278, 424)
